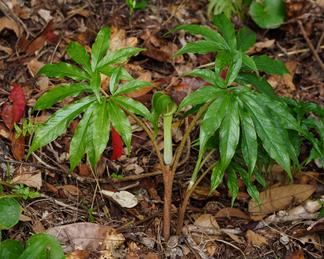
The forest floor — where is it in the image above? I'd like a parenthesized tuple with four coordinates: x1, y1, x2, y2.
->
(0, 0, 323, 258)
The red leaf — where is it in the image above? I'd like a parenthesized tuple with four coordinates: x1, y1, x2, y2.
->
(111, 127, 123, 160)
(1, 84, 26, 129)
(220, 69, 228, 79)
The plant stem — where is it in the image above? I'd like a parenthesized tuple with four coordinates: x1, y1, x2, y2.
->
(163, 165, 172, 240)
(163, 114, 173, 165)
(171, 103, 209, 178)
(176, 161, 216, 235)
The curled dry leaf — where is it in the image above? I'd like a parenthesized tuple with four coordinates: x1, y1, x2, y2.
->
(194, 214, 220, 229)
(11, 134, 25, 160)
(12, 172, 42, 190)
(215, 207, 250, 220)
(101, 190, 138, 208)
(47, 223, 125, 254)
(0, 16, 21, 37)
(248, 184, 316, 217)
(246, 230, 268, 247)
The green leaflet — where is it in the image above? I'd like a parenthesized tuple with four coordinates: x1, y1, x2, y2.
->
(184, 69, 217, 85)
(242, 54, 257, 72)
(236, 27, 256, 52)
(0, 197, 20, 230)
(0, 240, 24, 259)
(240, 93, 292, 178)
(38, 62, 89, 81)
(112, 95, 150, 119)
(109, 66, 122, 94)
(236, 73, 278, 99)
(239, 108, 258, 175)
(178, 86, 221, 110)
(253, 55, 288, 75)
(173, 24, 228, 49)
(69, 106, 93, 171)
(114, 80, 151, 95)
(28, 96, 95, 156)
(210, 162, 225, 192)
(66, 41, 91, 73)
(98, 65, 133, 80)
(34, 83, 89, 110)
(91, 101, 111, 165)
(91, 27, 111, 71)
(212, 13, 237, 49)
(176, 40, 227, 56)
(200, 92, 230, 150)
(249, 0, 285, 29)
(98, 47, 144, 68)
(227, 168, 239, 206)
(19, 234, 64, 259)
(219, 96, 240, 171)
(107, 102, 132, 152)
(90, 71, 101, 101)
(225, 51, 242, 85)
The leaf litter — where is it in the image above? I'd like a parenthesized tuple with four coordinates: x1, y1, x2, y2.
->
(0, 0, 323, 258)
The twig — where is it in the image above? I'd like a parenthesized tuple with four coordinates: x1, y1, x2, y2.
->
(297, 20, 324, 71)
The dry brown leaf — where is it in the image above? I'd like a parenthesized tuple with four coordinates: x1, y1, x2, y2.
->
(12, 172, 42, 190)
(0, 124, 11, 139)
(59, 185, 81, 196)
(66, 250, 89, 259)
(246, 230, 268, 246)
(0, 17, 21, 37)
(0, 44, 13, 55)
(248, 39, 275, 54)
(215, 207, 249, 219)
(11, 134, 25, 160)
(191, 185, 219, 200)
(26, 59, 44, 77)
(284, 249, 305, 259)
(109, 27, 138, 52)
(47, 223, 125, 253)
(249, 184, 316, 216)
(194, 214, 220, 229)
(101, 190, 138, 208)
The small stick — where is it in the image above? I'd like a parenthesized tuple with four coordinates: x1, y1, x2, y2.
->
(297, 20, 324, 71)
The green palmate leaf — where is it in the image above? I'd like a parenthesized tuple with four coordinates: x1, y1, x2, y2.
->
(236, 73, 278, 99)
(19, 234, 64, 259)
(178, 86, 221, 110)
(253, 55, 288, 75)
(210, 162, 225, 192)
(176, 40, 227, 56)
(227, 168, 239, 206)
(200, 92, 230, 150)
(85, 122, 97, 168)
(91, 27, 111, 70)
(212, 13, 236, 49)
(236, 27, 256, 52)
(0, 197, 20, 229)
(242, 54, 257, 72)
(249, 0, 285, 29)
(38, 62, 89, 80)
(99, 65, 133, 80)
(114, 80, 151, 96)
(113, 95, 150, 119)
(70, 106, 93, 171)
(240, 108, 257, 175)
(0, 240, 24, 259)
(240, 93, 292, 178)
(98, 47, 144, 68)
(66, 41, 91, 72)
(34, 83, 89, 110)
(28, 96, 95, 156)
(90, 71, 101, 101)
(184, 69, 217, 85)
(173, 24, 228, 49)
(219, 97, 240, 171)
(109, 66, 122, 94)
(225, 51, 242, 85)
(91, 101, 111, 165)
(107, 102, 132, 152)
